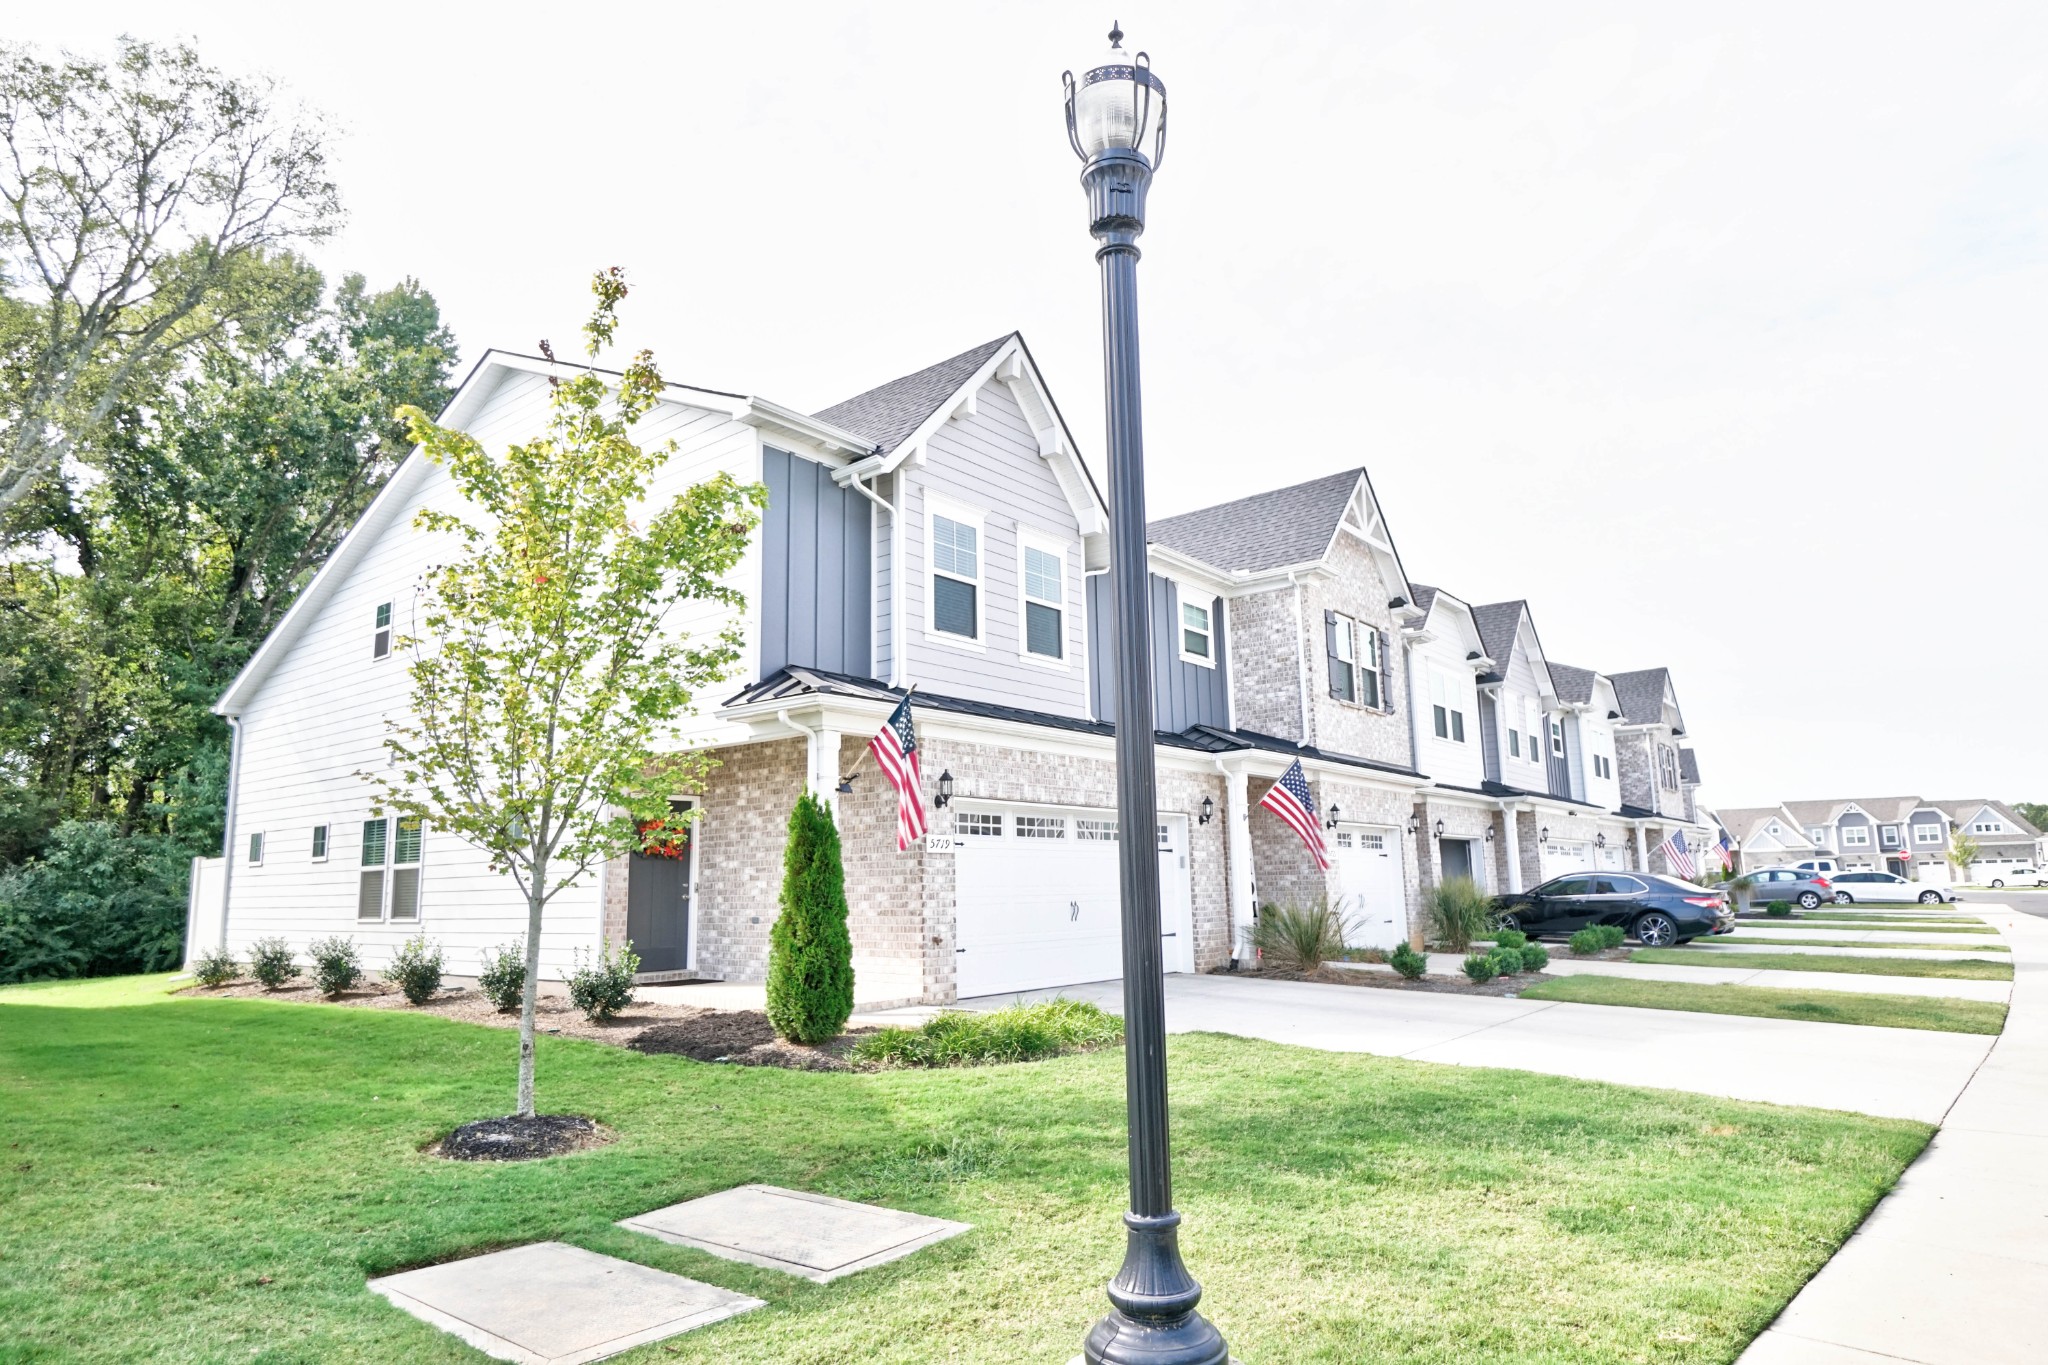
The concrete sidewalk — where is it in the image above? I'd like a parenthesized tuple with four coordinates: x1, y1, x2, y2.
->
(953, 972, 1990, 1122)
(1339, 954, 2012, 1003)
(1738, 900, 2048, 1365)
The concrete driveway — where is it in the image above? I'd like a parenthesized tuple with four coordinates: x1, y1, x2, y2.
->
(957, 973, 1990, 1122)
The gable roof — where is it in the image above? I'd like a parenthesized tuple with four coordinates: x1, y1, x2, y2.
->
(1716, 805, 1815, 848)
(1679, 748, 1700, 784)
(1410, 583, 1440, 618)
(1146, 468, 1363, 575)
(1470, 601, 1527, 673)
(1547, 661, 1598, 707)
(810, 335, 1011, 456)
(1932, 799, 2043, 837)
(1610, 668, 1677, 727)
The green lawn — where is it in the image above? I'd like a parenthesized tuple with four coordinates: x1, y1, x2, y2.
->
(1780, 912, 1984, 925)
(1738, 919, 1994, 935)
(1520, 975, 2008, 1034)
(1710, 935, 2007, 952)
(0, 975, 1932, 1365)
(1632, 949, 2014, 982)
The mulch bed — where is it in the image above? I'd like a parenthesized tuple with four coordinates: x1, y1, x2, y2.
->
(178, 978, 878, 1069)
(434, 1114, 610, 1162)
(1264, 966, 1532, 998)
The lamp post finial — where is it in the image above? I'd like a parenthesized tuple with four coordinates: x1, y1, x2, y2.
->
(1109, 21, 1124, 47)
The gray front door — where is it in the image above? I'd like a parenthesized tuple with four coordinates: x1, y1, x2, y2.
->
(627, 851, 690, 973)
(1441, 838, 1474, 884)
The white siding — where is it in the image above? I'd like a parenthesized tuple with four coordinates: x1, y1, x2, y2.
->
(1495, 634, 1549, 794)
(899, 380, 1091, 716)
(221, 369, 759, 978)
(1411, 635, 1485, 789)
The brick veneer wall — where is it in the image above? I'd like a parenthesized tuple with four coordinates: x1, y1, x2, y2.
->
(1227, 589, 1304, 740)
(1248, 772, 1422, 939)
(1301, 537, 1411, 767)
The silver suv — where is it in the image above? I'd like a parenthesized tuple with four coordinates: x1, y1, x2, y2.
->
(1745, 866, 1835, 911)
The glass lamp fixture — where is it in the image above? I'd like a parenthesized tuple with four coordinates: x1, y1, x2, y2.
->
(1434, 819, 1446, 839)
(1064, 23, 1167, 165)
(1325, 803, 1341, 830)
(933, 770, 955, 810)
(1199, 796, 1215, 826)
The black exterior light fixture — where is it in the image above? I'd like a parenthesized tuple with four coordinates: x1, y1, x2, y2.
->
(1595, 832, 1607, 850)
(1064, 24, 1228, 1365)
(1434, 818, 1446, 839)
(1485, 826, 1496, 843)
(932, 770, 954, 809)
(1325, 803, 1342, 830)
(1540, 825, 1551, 843)
(1198, 796, 1214, 826)
(1407, 813, 1421, 836)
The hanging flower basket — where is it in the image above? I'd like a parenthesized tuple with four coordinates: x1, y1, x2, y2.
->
(638, 817, 691, 859)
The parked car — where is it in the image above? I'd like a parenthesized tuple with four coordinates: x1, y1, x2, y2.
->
(1985, 867, 2043, 889)
(1743, 866, 1836, 910)
(1793, 858, 1842, 876)
(1829, 870, 1949, 904)
(1491, 873, 1732, 948)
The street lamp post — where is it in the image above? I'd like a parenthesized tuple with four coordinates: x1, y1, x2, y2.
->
(1063, 24, 1230, 1365)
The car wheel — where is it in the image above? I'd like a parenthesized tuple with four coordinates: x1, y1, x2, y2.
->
(1834, 892, 1855, 905)
(1918, 890, 1942, 904)
(1991, 879, 2005, 888)
(1797, 891, 1821, 909)
(1494, 912, 1520, 935)
(1633, 911, 1679, 947)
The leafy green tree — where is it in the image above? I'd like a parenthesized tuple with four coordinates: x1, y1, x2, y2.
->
(0, 37, 342, 513)
(766, 791, 855, 1044)
(365, 270, 763, 1117)
(1948, 833, 1981, 883)
(2013, 803, 2048, 835)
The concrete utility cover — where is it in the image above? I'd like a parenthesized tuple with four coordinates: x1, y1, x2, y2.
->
(620, 1184, 970, 1282)
(368, 1241, 762, 1365)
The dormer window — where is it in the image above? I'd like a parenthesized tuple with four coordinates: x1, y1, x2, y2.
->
(928, 506, 982, 642)
(372, 602, 393, 659)
(1972, 819, 2005, 834)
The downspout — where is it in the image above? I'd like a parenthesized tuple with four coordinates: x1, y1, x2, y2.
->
(1402, 634, 1420, 773)
(1288, 569, 1310, 745)
(1212, 757, 1255, 967)
(216, 714, 244, 953)
(841, 470, 901, 687)
(778, 707, 822, 798)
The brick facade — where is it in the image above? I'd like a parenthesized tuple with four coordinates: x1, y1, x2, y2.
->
(1248, 770, 1423, 943)
(1226, 589, 1303, 739)
(1300, 537, 1412, 767)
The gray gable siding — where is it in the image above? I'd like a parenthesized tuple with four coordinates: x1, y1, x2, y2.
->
(899, 380, 1090, 717)
(1086, 573, 1228, 731)
(1479, 692, 1502, 784)
(1546, 723, 1572, 800)
(759, 448, 872, 679)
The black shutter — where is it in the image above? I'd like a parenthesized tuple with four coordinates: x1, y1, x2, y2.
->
(1376, 628, 1393, 711)
(1324, 609, 1341, 698)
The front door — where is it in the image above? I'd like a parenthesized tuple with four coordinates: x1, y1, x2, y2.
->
(1441, 837, 1475, 886)
(627, 850, 690, 973)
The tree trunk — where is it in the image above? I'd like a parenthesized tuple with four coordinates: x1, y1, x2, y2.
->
(515, 860, 548, 1118)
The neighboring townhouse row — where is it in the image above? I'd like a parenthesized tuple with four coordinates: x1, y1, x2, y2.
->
(1714, 798, 2046, 884)
(188, 333, 1719, 1006)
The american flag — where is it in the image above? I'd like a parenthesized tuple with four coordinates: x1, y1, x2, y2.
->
(1259, 759, 1330, 871)
(870, 695, 928, 851)
(1658, 828, 1698, 879)
(1715, 828, 1735, 871)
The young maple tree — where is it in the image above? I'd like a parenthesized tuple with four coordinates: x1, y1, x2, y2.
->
(366, 269, 763, 1118)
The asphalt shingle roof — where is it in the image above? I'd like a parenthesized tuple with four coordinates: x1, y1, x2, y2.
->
(1146, 468, 1362, 574)
(810, 335, 1012, 456)
(1471, 601, 1526, 669)
(1409, 583, 1440, 618)
(1547, 661, 1597, 706)
(1609, 668, 1672, 726)
(1679, 748, 1701, 784)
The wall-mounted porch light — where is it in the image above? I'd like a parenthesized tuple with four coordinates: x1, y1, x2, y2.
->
(933, 770, 954, 809)
(1325, 803, 1341, 829)
(1198, 795, 1214, 825)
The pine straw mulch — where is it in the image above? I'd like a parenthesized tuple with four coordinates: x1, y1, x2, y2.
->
(177, 977, 874, 1071)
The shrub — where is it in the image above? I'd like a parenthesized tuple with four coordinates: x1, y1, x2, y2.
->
(567, 939, 640, 1021)
(1429, 877, 1492, 952)
(247, 936, 297, 990)
(189, 947, 239, 988)
(766, 791, 855, 1044)
(0, 820, 196, 984)
(1598, 924, 1627, 950)
(1766, 901, 1793, 917)
(1389, 942, 1429, 980)
(384, 935, 444, 1005)
(1493, 928, 1529, 951)
(1252, 902, 1351, 975)
(1519, 942, 1550, 972)
(1488, 946, 1522, 976)
(307, 936, 362, 998)
(478, 941, 526, 1012)
(1462, 953, 1499, 983)
(849, 999, 1122, 1068)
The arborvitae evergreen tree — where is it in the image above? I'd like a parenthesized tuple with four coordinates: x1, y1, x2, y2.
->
(765, 791, 855, 1043)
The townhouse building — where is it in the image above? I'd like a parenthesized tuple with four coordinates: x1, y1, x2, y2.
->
(189, 332, 1719, 1004)
(1719, 797, 2046, 885)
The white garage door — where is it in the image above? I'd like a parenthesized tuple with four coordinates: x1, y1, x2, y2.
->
(1595, 843, 1624, 871)
(952, 804, 1194, 999)
(1539, 840, 1593, 881)
(1329, 824, 1406, 950)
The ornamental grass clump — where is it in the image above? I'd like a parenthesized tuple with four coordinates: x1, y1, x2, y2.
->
(384, 936, 444, 1005)
(766, 791, 855, 1044)
(247, 937, 296, 990)
(189, 947, 238, 988)
(567, 940, 639, 1021)
(1462, 953, 1499, 984)
(1389, 942, 1429, 980)
(849, 999, 1123, 1069)
(307, 936, 362, 998)
(478, 941, 526, 1013)
(1252, 902, 1350, 975)
(1430, 877, 1491, 952)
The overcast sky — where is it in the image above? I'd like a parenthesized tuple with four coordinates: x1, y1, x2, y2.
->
(28, 2, 2048, 808)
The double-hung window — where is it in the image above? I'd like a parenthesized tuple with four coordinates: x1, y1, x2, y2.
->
(1914, 824, 1941, 845)
(1429, 667, 1466, 742)
(1181, 598, 1213, 664)
(390, 817, 423, 921)
(372, 602, 393, 659)
(1359, 628, 1382, 707)
(247, 832, 264, 866)
(929, 507, 981, 642)
(311, 825, 329, 862)
(1329, 614, 1378, 704)
(1550, 719, 1564, 758)
(1021, 540, 1065, 661)
(358, 816, 425, 921)
(1508, 728, 1521, 758)
(1842, 826, 1870, 847)
(359, 818, 389, 920)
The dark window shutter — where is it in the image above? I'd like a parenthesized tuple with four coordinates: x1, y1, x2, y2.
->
(1376, 629, 1393, 710)
(1324, 609, 1341, 698)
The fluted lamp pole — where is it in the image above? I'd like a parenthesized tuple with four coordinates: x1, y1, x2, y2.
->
(1063, 24, 1231, 1365)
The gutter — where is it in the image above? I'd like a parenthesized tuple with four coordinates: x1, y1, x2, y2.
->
(216, 715, 244, 953)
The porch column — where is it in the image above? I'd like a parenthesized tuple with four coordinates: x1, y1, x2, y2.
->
(810, 728, 843, 820)
(1501, 805, 1522, 894)
(1223, 765, 1255, 963)
(1634, 823, 1649, 873)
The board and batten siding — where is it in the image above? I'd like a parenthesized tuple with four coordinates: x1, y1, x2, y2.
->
(758, 447, 871, 679)
(897, 379, 1091, 716)
(1085, 572, 1229, 731)
(221, 369, 760, 979)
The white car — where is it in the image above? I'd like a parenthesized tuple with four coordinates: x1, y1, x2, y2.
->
(1829, 871, 1949, 904)
(1984, 867, 2044, 889)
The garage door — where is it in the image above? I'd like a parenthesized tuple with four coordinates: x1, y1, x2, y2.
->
(1595, 843, 1624, 871)
(1329, 824, 1406, 950)
(1539, 840, 1593, 881)
(952, 803, 1194, 999)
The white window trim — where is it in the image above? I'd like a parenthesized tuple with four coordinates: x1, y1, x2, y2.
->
(1178, 584, 1217, 669)
(389, 816, 426, 924)
(1913, 824, 1942, 845)
(1549, 719, 1564, 757)
(310, 824, 329, 863)
(1358, 622, 1382, 707)
(246, 832, 264, 866)
(923, 495, 986, 651)
(1015, 527, 1073, 671)
(372, 601, 394, 661)
(1842, 826, 1871, 846)
(1330, 612, 1360, 701)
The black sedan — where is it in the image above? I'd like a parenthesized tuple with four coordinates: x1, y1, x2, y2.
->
(1490, 872, 1732, 947)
